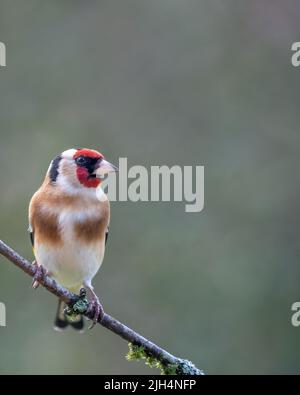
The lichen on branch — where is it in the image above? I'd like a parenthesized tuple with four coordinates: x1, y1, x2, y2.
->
(126, 343, 178, 375)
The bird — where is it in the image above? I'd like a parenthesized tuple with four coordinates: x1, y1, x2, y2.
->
(28, 148, 118, 331)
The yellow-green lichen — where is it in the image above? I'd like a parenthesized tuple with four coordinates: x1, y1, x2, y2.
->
(126, 343, 178, 375)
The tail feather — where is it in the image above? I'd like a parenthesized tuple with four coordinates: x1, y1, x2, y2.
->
(54, 300, 84, 332)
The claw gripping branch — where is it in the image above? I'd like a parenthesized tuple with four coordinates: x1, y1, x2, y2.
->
(0, 239, 204, 375)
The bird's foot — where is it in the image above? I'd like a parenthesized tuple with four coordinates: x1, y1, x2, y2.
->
(87, 294, 104, 330)
(31, 261, 48, 289)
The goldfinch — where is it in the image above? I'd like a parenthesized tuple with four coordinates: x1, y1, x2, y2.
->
(28, 148, 118, 331)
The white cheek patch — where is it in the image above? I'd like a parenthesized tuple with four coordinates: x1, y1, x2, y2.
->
(56, 172, 78, 194)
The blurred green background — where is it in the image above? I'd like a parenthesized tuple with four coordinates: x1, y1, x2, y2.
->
(1, 0, 300, 375)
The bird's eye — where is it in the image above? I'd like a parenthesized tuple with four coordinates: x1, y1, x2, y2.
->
(75, 156, 86, 166)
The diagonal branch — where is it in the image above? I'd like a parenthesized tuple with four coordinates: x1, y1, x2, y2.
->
(0, 239, 204, 375)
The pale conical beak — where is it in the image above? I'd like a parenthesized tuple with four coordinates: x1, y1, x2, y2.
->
(94, 159, 118, 178)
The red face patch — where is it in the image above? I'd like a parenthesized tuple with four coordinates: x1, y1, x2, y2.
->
(76, 167, 101, 188)
(74, 149, 103, 160)
(74, 148, 103, 188)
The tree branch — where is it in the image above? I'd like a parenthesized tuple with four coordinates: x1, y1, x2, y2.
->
(0, 239, 204, 375)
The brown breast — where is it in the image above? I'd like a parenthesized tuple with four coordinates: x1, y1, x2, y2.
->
(29, 180, 110, 246)
(31, 204, 61, 246)
(74, 214, 109, 243)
